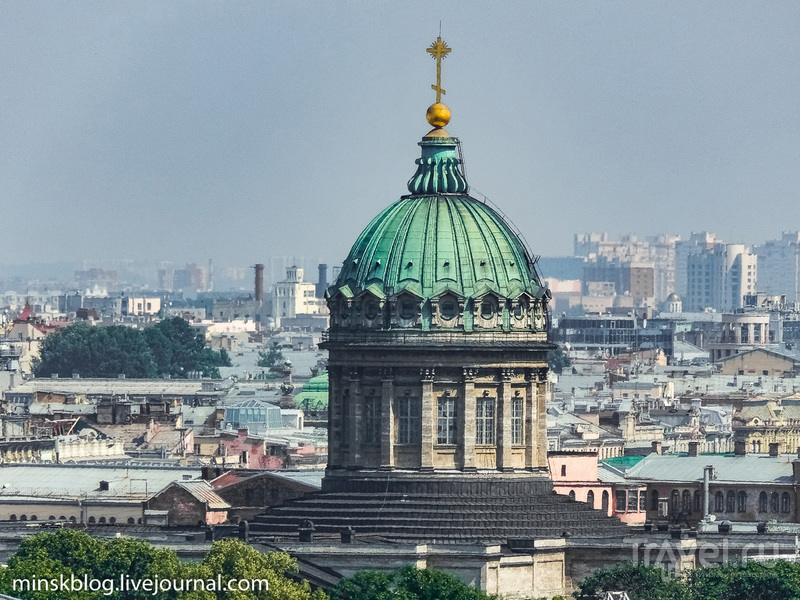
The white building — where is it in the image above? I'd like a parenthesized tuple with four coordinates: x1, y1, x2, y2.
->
(271, 267, 325, 326)
(685, 243, 757, 312)
(754, 232, 800, 306)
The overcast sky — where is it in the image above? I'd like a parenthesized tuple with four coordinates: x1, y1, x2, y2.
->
(3, 2, 800, 271)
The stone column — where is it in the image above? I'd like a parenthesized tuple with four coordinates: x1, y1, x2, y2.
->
(524, 371, 535, 470)
(748, 323, 755, 345)
(420, 368, 435, 471)
(461, 368, 477, 471)
(536, 372, 548, 469)
(327, 368, 342, 468)
(380, 368, 395, 470)
(349, 368, 362, 467)
(497, 368, 513, 471)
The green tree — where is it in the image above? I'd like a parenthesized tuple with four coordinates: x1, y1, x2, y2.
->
(144, 317, 230, 378)
(574, 562, 689, 600)
(33, 324, 157, 379)
(194, 540, 326, 600)
(257, 343, 284, 368)
(548, 344, 571, 375)
(0, 532, 327, 600)
(32, 317, 231, 380)
(330, 566, 496, 600)
(686, 561, 800, 600)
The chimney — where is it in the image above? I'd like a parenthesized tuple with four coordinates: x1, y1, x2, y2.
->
(769, 443, 780, 457)
(734, 441, 747, 456)
(651, 441, 662, 455)
(688, 441, 699, 457)
(254, 264, 264, 302)
(316, 263, 328, 298)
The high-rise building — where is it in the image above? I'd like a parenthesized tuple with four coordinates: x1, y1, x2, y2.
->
(574, 233, 678, 303)
(754, 232, 800, 305)
(685, 243, 757, 312)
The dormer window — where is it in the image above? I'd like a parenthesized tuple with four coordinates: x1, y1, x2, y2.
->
(399, 299, 417, 320)
(364, 300, 380, 320)
(480, 300, 496, 320)
(513, 300, 527, 320)
(440, 298, 457, 320)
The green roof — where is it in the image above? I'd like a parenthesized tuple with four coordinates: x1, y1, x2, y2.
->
(600, 456, 645, 471)
(294, 371, 328, 411)
(331, 134, 543, 304)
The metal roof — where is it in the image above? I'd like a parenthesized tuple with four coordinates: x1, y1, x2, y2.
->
(173, 481, 230, 510)
(8, 378, 230, 396)
(626, 454, 797, 485)
(0, 464, 201, 500)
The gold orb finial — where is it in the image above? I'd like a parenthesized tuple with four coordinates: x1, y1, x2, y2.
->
(426, 103, 451, 128)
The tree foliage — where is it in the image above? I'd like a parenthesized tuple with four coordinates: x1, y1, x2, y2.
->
(575, 562, 689, 600)
(548, 344, 571, 375)
(33, 318, 231, 379)
(329, 566, 496, 600)
(0, 531, 326, 600)
(575, 560, 800, 600)
(257, 343, 285, 368)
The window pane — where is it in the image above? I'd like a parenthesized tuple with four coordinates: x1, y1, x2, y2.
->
(511, 397, 523, 445)
(437, 396, 456, 445)
(476, 398, 495, 445)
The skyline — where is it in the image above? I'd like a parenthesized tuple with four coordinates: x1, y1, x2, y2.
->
(3, 3, 800, 269)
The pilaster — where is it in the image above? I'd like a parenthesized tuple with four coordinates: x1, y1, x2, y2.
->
(421, 367, 435, 470)
(497, 368, 513, 471)
(380, 367, 395, 470)
(461, 368, 477, 471)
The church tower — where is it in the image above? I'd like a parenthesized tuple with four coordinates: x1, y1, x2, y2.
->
(253, 41, 627, 595)
(322, 38, 552, 484)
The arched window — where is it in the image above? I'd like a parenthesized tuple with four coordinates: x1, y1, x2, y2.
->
(48, 516, 55, 521)
(694, 491, 702, 513)
(568, 490, 576, 501)
(137, 518, 143, 525)
(671, 490, 680, 512)
(109, 517, 116, 524)
(759, 492, 768, 513)
(771, 492, 780, 513)
(651, 490, 659, 511)
(88, 516, 96, 524)
(30, 515, 37, 521)
(682, 490, 692, 513)
(69, 516, 76, 523)
(127, 517, 135, 525)
(9, 514, 16, 521)
(782, 492, 791, 513)
(602, 491, 609, 512)
(738, 491, 747, 513)
(726, 491, 736, 513)
(586, 490, 595, 508)
(714, 491, 724, 512)
(19, 515, 26, 522)
(98, 517, 106, 524)
(58, 516, 66, 521)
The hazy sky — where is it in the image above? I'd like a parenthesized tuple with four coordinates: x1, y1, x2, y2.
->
(3, 2, 800, 270)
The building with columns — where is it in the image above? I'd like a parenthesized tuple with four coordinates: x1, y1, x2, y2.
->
(252, 38, 632, 599)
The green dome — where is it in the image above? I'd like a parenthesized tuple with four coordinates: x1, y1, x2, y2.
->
(328, 132, 549, 332)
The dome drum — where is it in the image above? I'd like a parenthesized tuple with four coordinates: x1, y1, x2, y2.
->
(328, 287, 549, 334)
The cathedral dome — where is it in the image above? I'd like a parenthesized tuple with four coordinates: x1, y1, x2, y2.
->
(328, 126, 549, 332)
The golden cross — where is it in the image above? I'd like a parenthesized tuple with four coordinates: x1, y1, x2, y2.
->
(427, 36, 451, 103)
